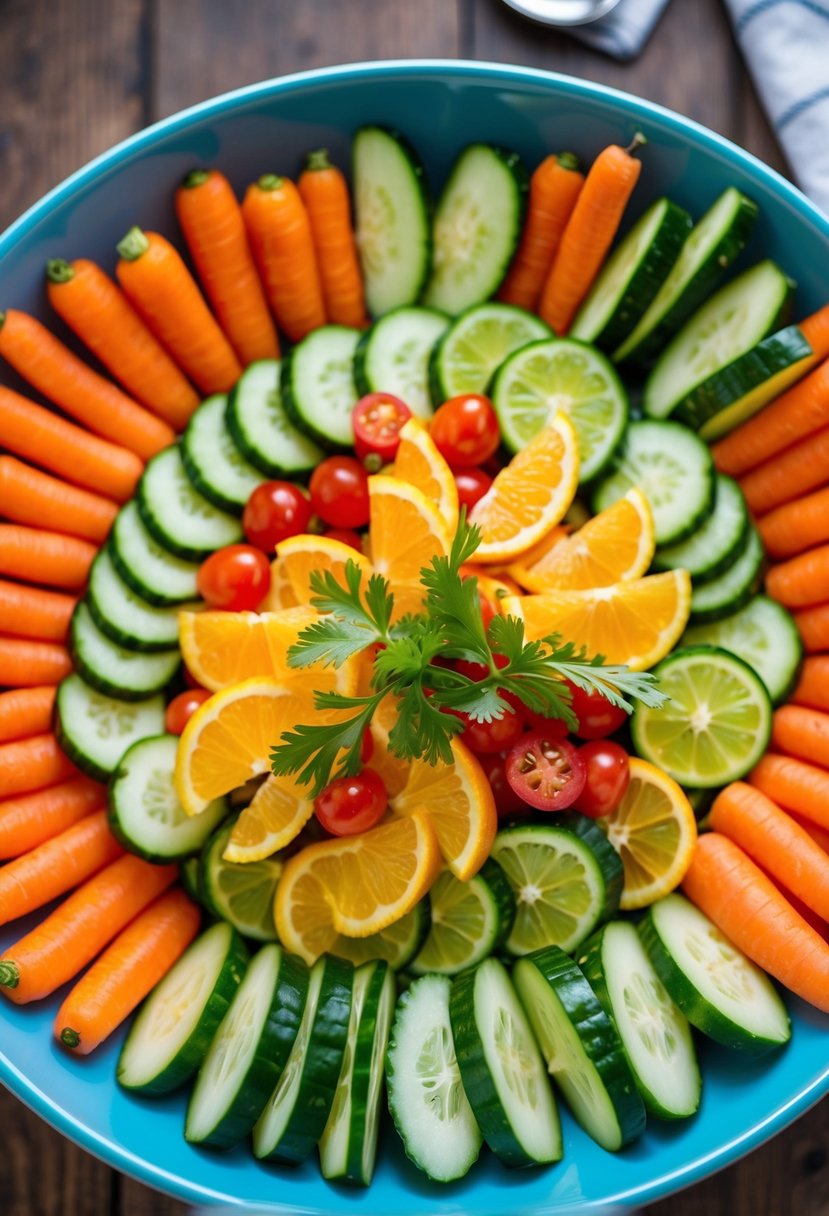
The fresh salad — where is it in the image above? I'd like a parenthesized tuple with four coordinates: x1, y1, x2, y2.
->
(0, 120, 828, 1191)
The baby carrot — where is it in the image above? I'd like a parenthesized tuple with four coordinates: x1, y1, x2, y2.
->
(790, 811, 829, 853)
(538, 136, 644, 335)
(47, 258, 200, 431)
(709, 782, 829, 923)
(0, 776, 104, 859)
(771, 704, 829, 769)
(766, 544, 829, 608)
(0, 733, 77, 800)
(116, 228, 242, 396)
(682, 831, 829, 1012)
(0, 637, 72, 687)
(750, 752, 829, 829)
(298, 150, 368, 329)
(757, 486, 829, 560)
(55, 888, 200, 1054)
(0, 580, 77, 642)
(0, 687, 56, 744)
(739, 424, 829, 516)
(799, 301, 829, 360)
(175, 169, 279, 365)
(0, 525, 97, 591)
(793, 603, 829, 653)
(498, 152, 585, 312)
(0, 309, 174, 461)
(0, 385, 142, 502)
(0, 853, 176, 1003)
(0, 809, 123, 927)
(791, 656, 829, 712)
(242, 175, 327, 342)
(0, 457, 117, 544)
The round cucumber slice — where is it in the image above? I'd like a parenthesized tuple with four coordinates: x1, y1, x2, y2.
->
(353, 306, 450, 417)
(281, 325, 362, 450)
(110, 501, 201, 607)
(199, 819, 280, 941)
(55, 674, 166, 782)
(88, 547, 199, 653)
(409, 858, 515, 976)
(681, 594, 803, 704)
(226, 359, 324, 478)
(69, 602, 180, 702)
(631, 645, 772, 788)
(181, 393, 264, 513)
(653, 473, 749, 583)
(429, 301, 551, 405)
(136, 445, 243, 561)
(689, 527, 764, 623)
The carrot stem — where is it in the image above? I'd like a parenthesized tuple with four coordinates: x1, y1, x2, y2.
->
(117, 226, 150, 261)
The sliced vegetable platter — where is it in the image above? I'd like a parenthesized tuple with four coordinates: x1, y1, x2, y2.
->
(1, 62, 829, 1215)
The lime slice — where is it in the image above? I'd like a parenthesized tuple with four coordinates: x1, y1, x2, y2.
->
(631, 645, 772, 788)
(199, 819, 281, 941)
(410, 859, 516, 976)
(430, 302, 551, 405)
(491, 337, 628, 481)
(327, 901, 430, 970)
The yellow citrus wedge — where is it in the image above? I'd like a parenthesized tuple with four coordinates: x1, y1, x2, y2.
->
(394, 417, 459, 536)
(222, 770, 316, 863)
(261, 556, 299, 610)
(599, 758, 697, 910)
(390, 738, 497, 880)
(275, 808, 441, 959)
(265, 534, 373, 608)
(368, 475, 452, 620)
(506, 525, 569, 587)
(503, 569, 691, 671)
(469, 416, 580, 562)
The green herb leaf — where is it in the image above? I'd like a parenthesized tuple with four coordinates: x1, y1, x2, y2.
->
(270, 690, 385, 795)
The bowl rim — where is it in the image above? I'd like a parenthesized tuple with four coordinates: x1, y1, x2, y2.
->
(0, 57, 827, 1213)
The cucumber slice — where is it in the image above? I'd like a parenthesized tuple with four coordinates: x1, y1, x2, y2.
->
(578, 921, 701, 1120)
(631, 645, 772, 788)
(180, 855, 202, 903)
(429, 302, 551, 405)
(55, 674, 165, 782)
(70, 602, 180, 701)
(118, 922, 248, 1095)
(681, 594, 803, 704)
(614, 187, 758, 366)
(88, 547, 199, 653)
(253, 954, 354, 1163)
(592, 419, 715, 546)
(137, 446, 243, 561)
(181, 393, 264, 513)
(353, 306, 449, 418)
(653, 473, 749, 583)
(109, 501, 200, 607)
(644, 261, 796, 421)
(490, 818, 623, 957)
(641, 893, 791, 1053)
(512, 946, 646, 1152)
(226, 359, 323, 478)
(319, 960, 396, 1186)
(689, 526, 764, 622)
(109, 734, 227, 862)
(410, 859, 516, 977)
(571, 198, 692, 350)
(422, 145, 528, 316)
(386, 973, 482, 1182)
(186, 943, 310, 1146)
(281, 325, 361, 450)
(328, 900, 430, 971)
(352, 125, 431, 318)
(449, 957, 562, 1167)
(491, 337, 628, 481)
(199, 818, 280, 942)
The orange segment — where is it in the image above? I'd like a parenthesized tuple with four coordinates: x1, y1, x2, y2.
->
(504, 569, 691, 672)
(223, 771, 316, 863)
(265, 534, 373, 608)
(368, 475, 453, 620)
(507, 525, 569, 587)
(261, 556, 299, 610)
(394, 418, 459, 536)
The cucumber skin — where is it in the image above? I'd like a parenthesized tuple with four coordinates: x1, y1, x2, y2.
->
(86, 586, 184, 655)
(54, 677, 165, 782)
(180, 432, 251, 517)
(109, 513, 200, 608)
(652, 475, 749, 584)
(688, 531, 765, 624)
(136, 485, 240, 564)
(69, 605, 180, 703)
(353, 306, 448, 399)
(340, 961, 396, 1186)
(478, 857, 518, 954)
(280, 334, 356, 453)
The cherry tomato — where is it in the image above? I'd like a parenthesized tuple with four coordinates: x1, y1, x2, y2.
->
(183, 666, 204, 690)
(523, 708, 570, 736)
(352, 393, 412, 468)
(360, 729, 374, 765)
(430, 395, 501, 468)
(479, 751, 531, 818)
(567, 682, 629, 739)
(165, 688, 211, 735)
(197, 544, 271, 611)
(505, 731, 586, 812)
(314, 768, 387, 837)
(324, 528, 364, 552)
(454, 466, 493, 512)
(458, 708, 525, 755)
(309, 456, 370, 528)
(576, 740, 630, 818)
(243, 481, 312, 553)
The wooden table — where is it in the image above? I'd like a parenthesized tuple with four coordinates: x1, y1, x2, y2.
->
(1, 1, 827, 1212)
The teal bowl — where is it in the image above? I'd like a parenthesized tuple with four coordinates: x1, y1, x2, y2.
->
(1, 60, 828, 1213)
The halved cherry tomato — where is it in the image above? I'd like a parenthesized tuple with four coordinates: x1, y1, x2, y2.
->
(324, 528, 364, 552)
(505, 731, 586, 812)
(352, 392, 412, 468)
(197, 544, 271, 612)
(457, 707, 525, 755)
(165, 688, 211, 735)
(314, 768, 387, 837)
(567, 682, 629, 740)
(576, 740, 630, 818)
(243, 481, 312, 553)
(454, 467, 493, 512)
(479, 751, 531, 818)
(430, 394, 500, 468)
(309, 456, 370, 528)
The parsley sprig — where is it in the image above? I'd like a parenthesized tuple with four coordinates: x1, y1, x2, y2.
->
(270, 518, 667, 794)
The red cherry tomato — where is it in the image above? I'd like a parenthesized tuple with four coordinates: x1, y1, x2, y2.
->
(576, 741, 630, 818)
(523, 709, 570, 736)
(183, 666, 204, 690)
(197, 544, 271, 611)
(454, 466, 493, 512)
(165, 688, 211, 735)
(360, 729, 374, 764)
(352, 393, 412, 468)
(324, 528, 364, 552)
(458, 707, 525, 755)
(243, 481, 312, 553)
(567, 682, 629, 740)
(314, 768, 387, 837)
(430, 395, 500, 468)
(505, 731, 586, 812)
(309, 456, 370, 529)
(479, 751, 531, 818)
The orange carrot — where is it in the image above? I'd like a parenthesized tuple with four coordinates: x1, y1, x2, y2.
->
(242, 175, 327, 342)
(790, 811, 829, 852)
(47, 258, 200, 430)
(0, 385, 142, 502)
(0, 733, 77, 800)
(791, 656, 829, 712)
(765, 871, 829, 942)
(771, 704, 829, 769)
(766, 544, 829, 608)
(0, 580, 77, 642)
(0, 309, 174, 461)
(0, 809, 123, 927)
(538, 137, 644, 335)
(0, 776, 104, 859)
(757, 485, 829, 560)
(739, 424, 829, 516)
(799, 301, 829, 358)
(55, 888, 200, 1053)
(750, 752, 829, 829)
(498, 152, 585, 312)
(682, 831, 829, 1012)
(175, 169, 280, 365)
(793, 602, 829, 653)
(0, 637, 72, 687)
(709, 782, 829, 923)
(0, 456, 117, 544)
(116, 229, 242, 395)
(0, 687, 56, 744)
(298, 150, 367, 329)
(0, 853, 176, 1003)
(0, 525, 97, 590)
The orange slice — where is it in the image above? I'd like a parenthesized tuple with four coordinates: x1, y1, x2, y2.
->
(394, 418, 459, 536)
(368, 475, 453, 620)
(469, 417, 580, 562)
(263, 534, 373, 609)
(223, 770, 316, 863)
(503, 569, 691, 672)
(506, 525, 569, 587)
(262, 556, 300, 610)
